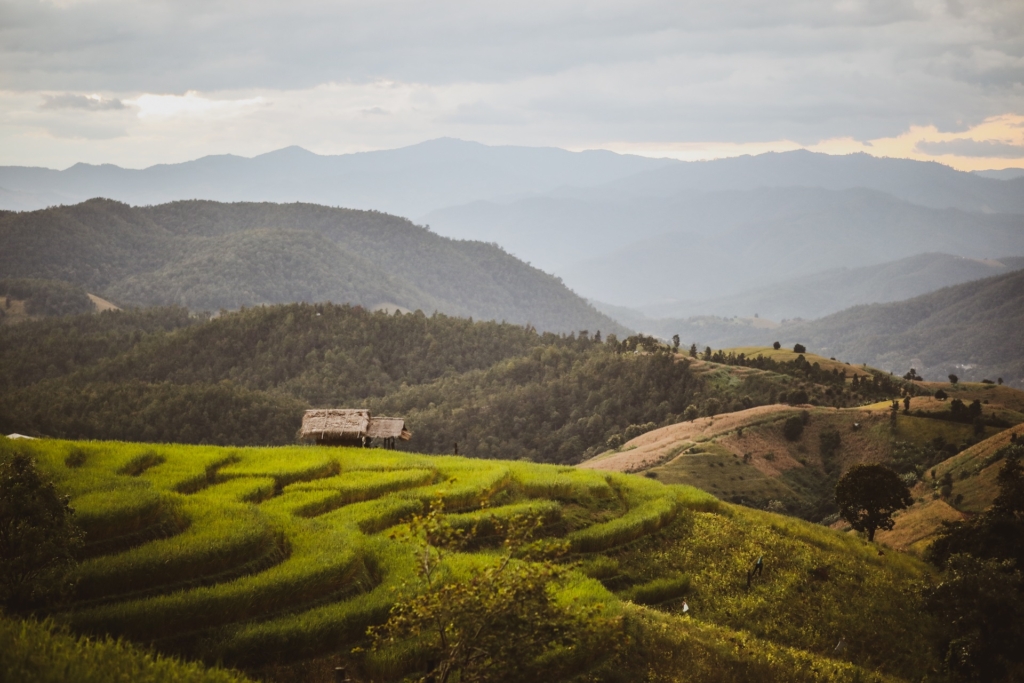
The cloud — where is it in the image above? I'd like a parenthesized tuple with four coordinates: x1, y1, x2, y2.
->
(129, 91, 265, 120)
(915, 138, 1024, 159)
(1, 0, 1023, 168)
(39, 93, 125, 110)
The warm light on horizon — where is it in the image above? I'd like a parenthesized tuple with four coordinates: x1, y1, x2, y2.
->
(595, 114, 1024, 173)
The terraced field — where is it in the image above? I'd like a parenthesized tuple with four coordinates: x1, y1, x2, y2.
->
(6, 436, 948, 681)
(17, 439, 691, 671)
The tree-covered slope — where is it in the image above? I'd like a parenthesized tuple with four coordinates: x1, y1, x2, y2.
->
(778, 269, 1024, 387)
(0, 305, 677, 460)
(0, 198, 626, 335)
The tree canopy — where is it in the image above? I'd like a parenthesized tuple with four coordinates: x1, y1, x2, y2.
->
(0, 439, 83, 613)
(834, 464, 912, 542)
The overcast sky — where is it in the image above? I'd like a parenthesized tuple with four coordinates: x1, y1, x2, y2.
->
(1, 0, 1022, 169)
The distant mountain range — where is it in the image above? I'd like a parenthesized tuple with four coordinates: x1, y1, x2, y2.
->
(430, 186, 1024, 306)
(616, 268, 1024, 387)
(785, 267, 1024, 387)
(0, 139, 673, 218)
(604, 253, 1024, 322)
(0, 199, 626, 335)
(5, 139, 1024, 335)
(973, 168, 1024, 180)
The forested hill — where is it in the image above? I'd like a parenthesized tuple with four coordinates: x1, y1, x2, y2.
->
(776, 268, 1024, 387)
(0, 303, 697, 460)
(0, 199, 626, 335)
(0, 301, 919, 464)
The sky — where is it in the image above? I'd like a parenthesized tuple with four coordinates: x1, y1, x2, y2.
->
(1, 0, 1023, 170)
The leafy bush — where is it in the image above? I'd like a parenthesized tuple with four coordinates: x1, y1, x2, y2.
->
(782, 416, 805, 441)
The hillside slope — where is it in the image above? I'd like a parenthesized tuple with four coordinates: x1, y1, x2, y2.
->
(614, 269, 1024, 388)
(6, 434, 943, 682)
(580, 349, 1024, 524)
(0, 199, 626, 335)
(779, 269, 1024, 387)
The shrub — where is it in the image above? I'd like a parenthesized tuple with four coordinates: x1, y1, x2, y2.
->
(783, 416, 805, 441)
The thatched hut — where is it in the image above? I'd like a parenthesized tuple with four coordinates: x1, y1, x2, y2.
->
(299, 409, 411, 448)
(366, 417, 412, 450)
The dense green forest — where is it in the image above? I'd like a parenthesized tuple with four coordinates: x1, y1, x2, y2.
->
(0, 304, 660, 460)
(0, 199, 626, 335)
(0, 278, 95, 319)
(0, 303, 911, 464)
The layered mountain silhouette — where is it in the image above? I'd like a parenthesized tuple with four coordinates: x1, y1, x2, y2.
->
(621, 268, 1024, 387)
(0, 139, 673, 217)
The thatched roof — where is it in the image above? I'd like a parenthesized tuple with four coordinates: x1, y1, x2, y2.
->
(367, 417, 412, 441)
(299, 409, 371, 441)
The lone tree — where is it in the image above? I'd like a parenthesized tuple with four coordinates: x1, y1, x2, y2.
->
(948, 374, 959, 385)
(773, 341, 781, 350)
(793, 343, 806, 354)
(0, 446, 83, 613)
(835, 464, 912, 542)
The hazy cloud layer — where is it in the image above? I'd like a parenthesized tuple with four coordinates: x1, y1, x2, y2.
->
(1, 0, 1022, 168)
(40, 93, 125, 110)
(916, 138, 1024, 158)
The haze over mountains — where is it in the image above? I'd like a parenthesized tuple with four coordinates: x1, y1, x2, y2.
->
(0, 139, 673, 218)
(617, 267, 1024, 388)
(631, 253, 1024, 322)
(5, 139, 1023, 320)
(3, 138, 1024, 379)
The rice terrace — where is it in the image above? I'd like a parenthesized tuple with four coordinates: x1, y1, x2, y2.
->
(2, 434, 947, 682)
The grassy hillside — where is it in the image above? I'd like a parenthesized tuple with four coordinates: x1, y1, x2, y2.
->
(4, 435, 942, 682)
(0, 198, 626, 336)
(0, 615, 253, 683)
(582, 349, 1024, 525)
(876, 422, 1024, 554)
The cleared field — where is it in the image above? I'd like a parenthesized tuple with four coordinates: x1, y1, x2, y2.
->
(725, 346, 869, 377)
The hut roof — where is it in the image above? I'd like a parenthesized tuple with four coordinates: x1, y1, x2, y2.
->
(367, 417, 412, 440)
(299, 409, 371, 441)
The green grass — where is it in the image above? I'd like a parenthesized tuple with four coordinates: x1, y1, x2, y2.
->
(5, 436, 946, 681)
(0, 614, 252, 683)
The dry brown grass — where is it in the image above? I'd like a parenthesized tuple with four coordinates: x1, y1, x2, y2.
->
(579, 404, 804, 473)
(875, 498, 964, 552)
(87, 293, 120, 312)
